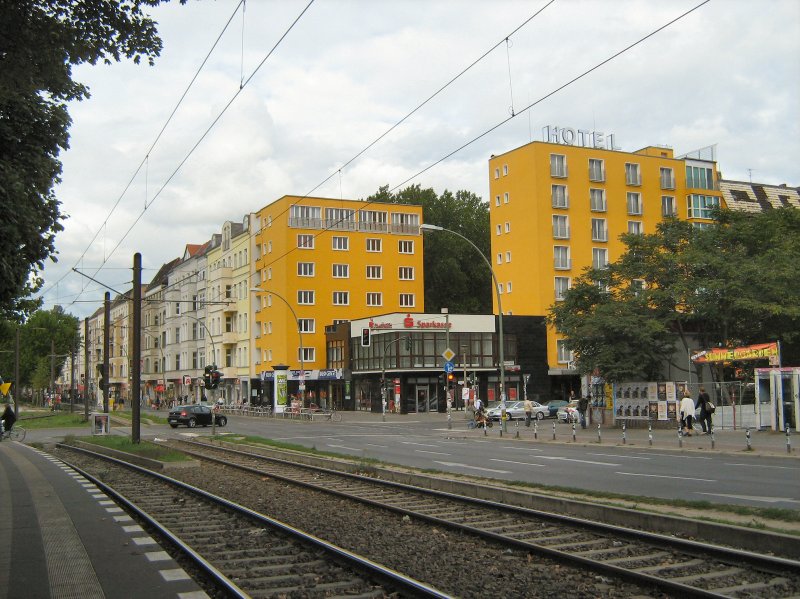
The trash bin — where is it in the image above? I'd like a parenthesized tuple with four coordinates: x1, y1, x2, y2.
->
(90, 413, 109, 435)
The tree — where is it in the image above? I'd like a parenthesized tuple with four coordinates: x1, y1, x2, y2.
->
(0, 0, 181, 320)
(365, 185, 492, 314)
(549, 208, 800, 382)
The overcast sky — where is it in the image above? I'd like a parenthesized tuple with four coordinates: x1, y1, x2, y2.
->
(37, 0, 800, 320)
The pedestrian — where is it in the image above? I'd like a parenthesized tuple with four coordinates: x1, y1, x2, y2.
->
(523, 397, 533, 427)
(578, 394, 589, 429)
(697, 387, 713, 434)
(679, 391, 696, 436)
(1, 403, 16, 435)
(474, 396, 483, 414)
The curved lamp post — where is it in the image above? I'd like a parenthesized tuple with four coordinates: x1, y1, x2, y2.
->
(250, 287, 306, 410)
(420, 224, 507, 430)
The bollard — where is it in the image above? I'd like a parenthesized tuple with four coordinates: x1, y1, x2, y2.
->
(746, 428, 751, 451)
(648, 423, 653, 447)
(534, 420, 538, 440)
(787, 427, 792, 454)
(678, 425, 683, 448)
(597, 423, 601, 444)
(572, 422, 576, 442)
(622, 422, 627, 445)
(552, 421, 556, 441)
(711, 428, 715, 450)
(515, 418, 520, 439)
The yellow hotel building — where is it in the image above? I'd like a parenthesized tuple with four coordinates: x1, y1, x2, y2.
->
(488, 132, 722, 389)
(252, 195, 424, 401)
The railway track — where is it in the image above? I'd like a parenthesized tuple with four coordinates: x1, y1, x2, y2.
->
(167, 438, 800, 599)
(53, 444, 449, 599)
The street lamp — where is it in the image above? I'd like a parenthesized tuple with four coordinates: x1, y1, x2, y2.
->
(250, 287, 306, 411)
(420, 223, 507, 431)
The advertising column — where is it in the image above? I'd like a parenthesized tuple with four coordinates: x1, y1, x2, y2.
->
(274, 365, 289, 414)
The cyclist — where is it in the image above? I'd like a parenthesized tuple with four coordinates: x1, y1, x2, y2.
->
(1, 403, 16, 438)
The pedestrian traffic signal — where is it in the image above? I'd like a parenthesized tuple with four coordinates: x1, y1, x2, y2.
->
(361, 328, 370, 347)
(203, 365, 213, 388)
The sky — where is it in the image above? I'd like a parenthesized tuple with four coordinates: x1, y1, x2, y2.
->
(37, 0, 800, 320)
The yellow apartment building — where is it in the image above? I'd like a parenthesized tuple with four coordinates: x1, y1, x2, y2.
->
(488, 131, 722, 394)
(252, 195, 425, 407)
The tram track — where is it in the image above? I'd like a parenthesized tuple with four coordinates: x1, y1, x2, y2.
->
(164, 438, 800, 599)
(52, 444, 449, 599)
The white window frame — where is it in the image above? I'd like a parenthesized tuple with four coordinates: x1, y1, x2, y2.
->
(628, 221, 643, 235)
(398, 266, 414, 280)
(297, 234, 314, 249)
(554, 276, 571, 301)
(504, 222, 510, 233)
(590, 188, 606, 212)
(551, 184, 568, 209)
(626, 192, 643, 215)
(503, 164, 508, 176)
(299, 347, 315, 363)
(366, 238, 382, 252)
(662, 196, 677, 217)
(332, 291, 349, 306)
(554, 246, 571, 270)
(591, 218, 607, 242)
(399, 293, 415, 308)
(625, 162, 641, 186)
(366, 265, 382, 279)
(503, 192, 509, 204)
(297, 290, 315, 305)
(298, 318, 315, 333)
(398, 240, 414, 254)
(332, 236, 349, 251)
(588, 158, 605, 182)
(297, 262, 314, 277)
(592, 247, 608, 269)
(660, 167, 675, 189)
(557, 339, 573, 364)
(366, 292, 382, 307)
(550, 153, 568, 178)
(552, 215, 569, 239)
(332, 263, 349, 278)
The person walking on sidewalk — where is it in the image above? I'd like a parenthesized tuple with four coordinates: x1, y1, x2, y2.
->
(523, 397, 533, 427)
(697, 387, 713, 434)
(680, 392, 696, 436)
(578, 395, 589, 429)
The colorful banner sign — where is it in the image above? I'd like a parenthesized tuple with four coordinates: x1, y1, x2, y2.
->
(691, 342, 779, 364)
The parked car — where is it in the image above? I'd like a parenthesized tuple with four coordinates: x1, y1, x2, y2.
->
(557, 400, 580, 423)
(168, 404, 227, 428)
(544, 399, 569, 418)
(486, 400, 549, 421)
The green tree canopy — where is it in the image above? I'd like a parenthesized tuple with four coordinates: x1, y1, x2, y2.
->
(0, 0, 179, 320)
(365, 184, 492, 314)
(549, 208, 800, 382)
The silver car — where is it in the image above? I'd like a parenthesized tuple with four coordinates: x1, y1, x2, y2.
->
(486, 400, 549, 421)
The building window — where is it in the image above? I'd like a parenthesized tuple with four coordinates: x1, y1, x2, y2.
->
(591, 218, 607, 242)
(325, 207, 356, 229)
(660, 167, 675, 189)
(662, 196, 677, 217)
(398, 240, 414, 254)
(299, 319, 315, 333)
(504, 192, 509, 204)
(554, 276, 571, 301)
(686, 165, 714, 189)
(297, 290, 314, 305)
(267, 240, 272, 253)
(503, 164, 508, 176)
(494, 167, 500, 179)
(498, 283, 504, 294)
(506, 281, 512, 293)
(551, 184, 568, 208)
(588, 158, 605, 182)
(688, 194, 719, 218)
(366, 292, 382, 306)
(398, 266, 414, 280)
(496, 224, 502, 236)
(366, 265, 382, 279)
(299, 347, 315, 363)
(506, 251, 511, 262)
(552, 215, 569, 239)
(504, 222, 510, 233)
(590, 188, 606, 212)
(626, 192, 642, 215)
(399, 293, 415, 308)
(592, 248, 608, 269)
(366, 238, 382, 252)
(625, 162, 641, 186)
(297, 262, 314, 277)
(550, 153, 568, 177)
(557, 339, 573, 364)
(332, 264, 349, 278)
(497, 253, 502, 265)
(297, 234, 314, 249)
(628, 221, 643, 235)
(554, 246, 571, 270)
(333, 291, 349, 305)
(332, 236, 349, 250)
(495, 195, 500, 206)
(631, 279, 646, 295)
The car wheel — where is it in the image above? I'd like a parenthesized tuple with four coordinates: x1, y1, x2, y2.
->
(188, 418, 197, 428)
(217, 416, 227, 427)
(169, 423, 178, 429)
(536, 411, 545, 420)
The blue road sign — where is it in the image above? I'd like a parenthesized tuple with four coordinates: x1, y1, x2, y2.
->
(444, 361, 454, 374)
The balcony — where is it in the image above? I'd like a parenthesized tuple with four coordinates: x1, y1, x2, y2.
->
(209, 266, 232, 283)
(221, 331, 237, 345)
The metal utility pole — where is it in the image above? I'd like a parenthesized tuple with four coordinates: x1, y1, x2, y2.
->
(14, 328, 20, 417)
(104, 292, 110, 413)
(132, 253, 142, 443)
(84, 318, 89, 421)
(50, 339, 55, 407)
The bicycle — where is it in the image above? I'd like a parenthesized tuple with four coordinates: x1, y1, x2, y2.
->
(0, 425, 26, 442)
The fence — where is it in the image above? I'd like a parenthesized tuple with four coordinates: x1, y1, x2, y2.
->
(682, 381, 764, 430)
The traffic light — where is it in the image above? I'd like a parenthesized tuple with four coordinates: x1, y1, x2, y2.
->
(447, 373, 454, 383)
(210, 369, 222, 389)
(203, 365, 213, 388)
(361, 328, 371, 347)
(96, 363, 104, 391)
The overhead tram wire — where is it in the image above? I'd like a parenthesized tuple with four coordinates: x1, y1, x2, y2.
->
(89, 0, 316, 281)
(44, 0, 248, 307)
(258, 0, 711, 274)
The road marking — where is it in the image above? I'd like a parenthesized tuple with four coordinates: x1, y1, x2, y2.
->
(632, 452, 713, 460)
(724, 463, 800, 470)
(435, 461, 511, 474)
(365, 443, 388, 449)
(500, 446, 543, 452)
(402, 441, 440, 447)
(415, 450, 451, 456)
(696, 493, 800, 504)
(326, 444, 362, 451)
(500, 456, 619, 466)
(490, 459, 546, 468)
(588, 453, 650, 460)
(616, 472, 716, 482)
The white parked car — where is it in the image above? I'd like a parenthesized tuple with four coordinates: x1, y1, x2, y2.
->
(486, 400, 549, 421)
(557, 400, 580, 423)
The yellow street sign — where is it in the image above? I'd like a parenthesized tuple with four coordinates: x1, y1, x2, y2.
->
(0, 382, 11, 396)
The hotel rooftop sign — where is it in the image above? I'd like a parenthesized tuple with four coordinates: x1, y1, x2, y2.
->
(543, 125, 621, 150)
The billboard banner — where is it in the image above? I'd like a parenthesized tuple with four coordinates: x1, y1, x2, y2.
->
(691, 342, 778, 364)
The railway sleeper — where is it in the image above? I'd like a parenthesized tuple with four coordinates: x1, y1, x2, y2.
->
(669, 566, 745, 584)
(632, 557, 704, 574)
